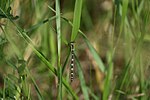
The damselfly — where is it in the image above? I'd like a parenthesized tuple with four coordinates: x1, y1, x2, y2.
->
(70, 42, 75, 82)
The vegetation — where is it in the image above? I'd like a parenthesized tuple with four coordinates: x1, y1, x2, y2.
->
(0, 0, 150, 99)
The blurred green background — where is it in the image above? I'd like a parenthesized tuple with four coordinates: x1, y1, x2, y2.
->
(0, 0, 150, 99)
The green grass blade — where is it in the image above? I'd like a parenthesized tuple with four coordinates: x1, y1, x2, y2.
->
(21, 28, 78, 99)
(71, 0, 83, 41)
(62, 78, 78, 100)
(56, 0, 61, 62)
(3, 77, 6, 99)
(116, 35, 145, 99)
(0, 8, 78, 99)
(26, 68, 44, 100)
(115, 56, 132, 99)
(62, 48, 70, 74)
(103, 58, 113, 100)
(113, 0, 129, 53)
(0, 24, 21, 57)
(55, 0, 62, 99)
(75, 55, 89, 100)
(88, 88, 99, 100)
(0, 18, 43, 100)
(62, 17, 105, 73)
(27, 42, 77, 99)
(25, 16, 57, 33)
(81, 32, 105, 73)
(119, 0, 129, 33)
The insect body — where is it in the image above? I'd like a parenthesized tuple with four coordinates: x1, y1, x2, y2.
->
(70, 42, 75, 82)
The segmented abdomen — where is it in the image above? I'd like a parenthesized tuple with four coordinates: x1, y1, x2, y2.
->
(70, 42, 74, 82)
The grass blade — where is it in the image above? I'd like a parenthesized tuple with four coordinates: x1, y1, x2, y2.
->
(0, 8, 78, 100)
(103, 58, 113, 100)
(62, 17, 105, 73)
(62, 48, 70, 74)
(71, 0, 83, 41)
(26, 68, 44, 100)
(55, 0, 62, 99)
(88, 88, 99, 100)
(81, 32, 105, 73)
(25, 16, 57, 33)
(75, 55, 89, 100)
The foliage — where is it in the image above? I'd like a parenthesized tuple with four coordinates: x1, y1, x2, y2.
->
(0, 0, 150, 100)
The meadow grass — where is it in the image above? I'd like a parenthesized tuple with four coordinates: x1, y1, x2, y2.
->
(0, 0, 150, 100)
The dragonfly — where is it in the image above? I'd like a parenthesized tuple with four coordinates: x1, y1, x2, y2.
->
(69, 42, 75, 82)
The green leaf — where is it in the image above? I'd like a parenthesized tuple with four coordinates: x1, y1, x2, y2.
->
(81, 32, 105, 73)
(55, 0, 62, 99)
(62, 17, 105, 73)
(25, 16, 57, 33)
(1, 8, 78, 99)
(71, 0, 83, 41)
(103, 54, 113, 100)
(62, 47, 70, 74)
(88, 88, 99, 100)
(75, 55, 89, 100)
